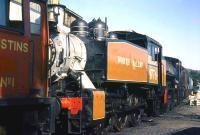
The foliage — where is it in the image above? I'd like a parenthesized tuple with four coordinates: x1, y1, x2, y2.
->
(188, 69, 200, 84)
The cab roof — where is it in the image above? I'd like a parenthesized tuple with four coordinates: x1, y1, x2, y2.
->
(48, 4, 82, 19)
(110, 30, 162, 48)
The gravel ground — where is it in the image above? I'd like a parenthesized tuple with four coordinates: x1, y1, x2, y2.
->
(109, 103, 200, 135)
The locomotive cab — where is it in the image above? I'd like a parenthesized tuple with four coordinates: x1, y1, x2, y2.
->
(0, 0, 57, 134)
(107, 30, 164, 86)
(0, 0, 49, 97)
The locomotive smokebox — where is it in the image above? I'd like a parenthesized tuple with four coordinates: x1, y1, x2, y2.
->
(70, 19, 89, 37)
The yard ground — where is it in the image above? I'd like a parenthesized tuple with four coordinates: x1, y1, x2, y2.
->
(110, 102, 200, 135)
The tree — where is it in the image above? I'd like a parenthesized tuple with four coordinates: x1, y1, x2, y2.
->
(188, 69, 200, 85)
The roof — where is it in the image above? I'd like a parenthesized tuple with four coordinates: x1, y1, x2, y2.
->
(164, 56, 181, 64)
(48, 4, 82, 19)
(110, 30, 162, 47)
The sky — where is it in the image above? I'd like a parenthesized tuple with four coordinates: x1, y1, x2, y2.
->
(61, 0, 200, 70)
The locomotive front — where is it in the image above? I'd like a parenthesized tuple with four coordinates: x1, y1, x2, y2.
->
(48, 4, 95, 89)
(47, 4, 106, 134)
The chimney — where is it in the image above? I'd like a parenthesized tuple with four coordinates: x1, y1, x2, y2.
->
(48, 0, 60, 4)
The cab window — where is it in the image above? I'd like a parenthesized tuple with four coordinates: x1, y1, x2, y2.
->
(0, 0, 7, 26)
(0, 0, 23, 31)
(148, 43, 160, 61)
(30, 2, 41, 34)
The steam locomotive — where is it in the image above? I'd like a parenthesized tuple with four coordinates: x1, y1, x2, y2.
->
(47, 3, 167, 134)
(47, 3, 190, 134)
(0, 1, 190, 135)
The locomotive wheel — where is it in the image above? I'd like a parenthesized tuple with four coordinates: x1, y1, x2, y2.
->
(105, 114, 118, 132)
(127, 94, 135, 107)
(0, 126, 6, 135)
(127, 111, 141, 127)
(116, 114, 128, 130)
(132, 111, 141, 126)
(106, 113, 127, 132)
(89, 123, 107, 135)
